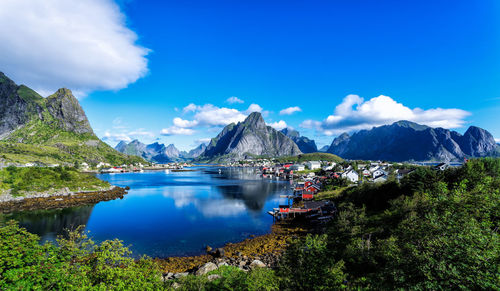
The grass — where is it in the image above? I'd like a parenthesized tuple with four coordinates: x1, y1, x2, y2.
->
(275, 152, 343, 163)
(314, 187, 347, 200)
(0, 166, 110, 195)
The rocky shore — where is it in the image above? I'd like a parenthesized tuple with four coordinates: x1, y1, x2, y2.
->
(0, 186, 129, 213)
(156, 222, 309, 280)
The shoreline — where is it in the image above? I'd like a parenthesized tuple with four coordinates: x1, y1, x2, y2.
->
(0, 186, 128, 213)
(155, 221, 310, 274)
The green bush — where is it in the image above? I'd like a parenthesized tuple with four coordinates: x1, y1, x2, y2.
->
(0, 221, 165, 290)
(0, 166, 109, 194)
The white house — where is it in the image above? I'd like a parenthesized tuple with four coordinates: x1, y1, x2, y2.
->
(342, 169, 359, 183)
(434, 163, 449, 171)
(291, 164, 305, 171)
(306, 161, 321, 170)
(372, 169, 387, 179)
(97, 162, 111, 168)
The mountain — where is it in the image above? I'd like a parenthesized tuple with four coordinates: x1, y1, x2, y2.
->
(318, 145, 330, 152)
(115, 140, 206, 163)
(185, 143, 207, 159)
(199, 112, 302, 161)
(327, 120, 500, 162)
(0, 72, 144, 165)
(280, 128, 318, 153)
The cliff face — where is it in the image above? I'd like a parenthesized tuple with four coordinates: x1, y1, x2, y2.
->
(280, 128, 318, 153)
(200, 112, 302, 161)
(0, 72, 44, 139)
(45, 88, 94, 135)
(327, 121, 500, 162)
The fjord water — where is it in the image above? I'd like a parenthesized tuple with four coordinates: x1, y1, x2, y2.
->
(5, 167, 290, 257)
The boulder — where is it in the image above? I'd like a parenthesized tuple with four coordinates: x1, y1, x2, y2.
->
(196, 262, 218, 276)
(217, 262, 229, 268)
(207, 274, 221, 281)
(213, 247, 225, 258)
(249, 259, 266, 269)
(173, 272, 189, 279)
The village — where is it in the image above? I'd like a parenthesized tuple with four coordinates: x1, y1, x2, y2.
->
(251, 158, 459, 222)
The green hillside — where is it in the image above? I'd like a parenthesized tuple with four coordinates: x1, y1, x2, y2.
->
(275, 152, 343, 163)
(0, 73, 145, 166)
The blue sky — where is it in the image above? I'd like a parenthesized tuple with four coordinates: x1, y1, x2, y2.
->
(1, 0, 499, 150)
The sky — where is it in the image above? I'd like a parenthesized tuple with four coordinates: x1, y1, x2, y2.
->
(0, 0, 499, 150)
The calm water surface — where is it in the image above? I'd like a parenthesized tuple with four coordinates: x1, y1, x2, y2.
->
(5, 167, 291, 257)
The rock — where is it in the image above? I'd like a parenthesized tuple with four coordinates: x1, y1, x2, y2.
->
(236, 251, 242, 257)
(249, 259, 266, 269)
(213, 247, 225, 258)
(173, 272, 189, 279)
(199, 112, 302, 161)
(207, 274, 221, 281)
(171, 282, 181, 289)
(196, 262, 218, 276)
(163, 272, 174, 280)
(239, 260, 247, 268)
(217, 262, 229, 268)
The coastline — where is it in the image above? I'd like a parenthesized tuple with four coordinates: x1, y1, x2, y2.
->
(0, 186, 128, 213)
(156, 222, 309, 274)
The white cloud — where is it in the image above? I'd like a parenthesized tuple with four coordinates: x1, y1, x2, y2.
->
(268, 120, 287, 130)
(195, 104, 248, 126)
(173, 117, 199, 128)
(244, 104, 263, 114)
(183, 103, 198, 113)
(226, 96, 244, 104)
(244, 103, 270, 117)
(0, 0, 149, 96)
(102, 128, 154, 143)
(128, 129, 154, 138)
(102, 131, 132, 143)
(165, 103, 270, 135)
(495, 138, 500, 143)
(280, 106, 302, 115)
(195, 138, 212, 144)
(301, 94, 470, 135)
(161, 127, 195, 136)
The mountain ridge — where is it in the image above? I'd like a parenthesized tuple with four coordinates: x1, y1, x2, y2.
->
(115, 140, 207, 163)
(280, 128, 318, 153)
(327, 120, 500, 162)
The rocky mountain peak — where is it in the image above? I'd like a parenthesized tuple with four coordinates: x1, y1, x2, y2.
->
(243, 112, 266, 129)
(392, 120, 428, 131)
(199, 112, 301, 161)
(280, 128, 300, 138)
(281, 127, 318, 153)
(0, 72, 44, 139)
(46, 88, 94, 135)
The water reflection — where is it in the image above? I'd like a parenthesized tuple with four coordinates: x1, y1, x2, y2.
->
(3, 205, 94, 241)
(2, 167, 290, 257)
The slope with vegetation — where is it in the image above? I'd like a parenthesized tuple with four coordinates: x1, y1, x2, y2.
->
(0, 166, 110, 196)
(0, 72, 144, 166)
(275, 152, 343, 163)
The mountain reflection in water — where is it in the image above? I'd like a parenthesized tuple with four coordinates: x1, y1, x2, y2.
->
(2, 167, 290, 257)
